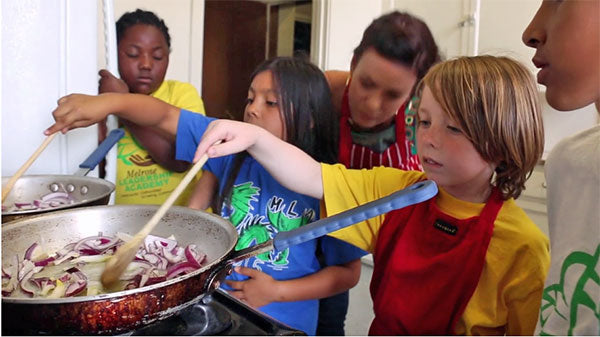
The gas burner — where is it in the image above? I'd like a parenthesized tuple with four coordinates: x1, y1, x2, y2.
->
(131, 295, 232, 335)
(128, 289, 306, 336)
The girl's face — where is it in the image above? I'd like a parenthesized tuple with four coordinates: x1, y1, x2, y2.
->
(522, 0, 600, 111)
(416, 85, 494, 203)
(118, 24, 169, 95)
(349, 48, 417, 130)
(244, 70, 285, 140)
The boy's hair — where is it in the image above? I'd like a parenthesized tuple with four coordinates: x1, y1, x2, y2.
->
(216, 56, 338, 213)
(353, 11, 441, 80)
(116, 9, 171, 50)
(415, 55, 544, 200)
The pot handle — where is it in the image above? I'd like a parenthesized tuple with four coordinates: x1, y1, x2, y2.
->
(273, 180, 438, 251)
(76, 128, 125, 176)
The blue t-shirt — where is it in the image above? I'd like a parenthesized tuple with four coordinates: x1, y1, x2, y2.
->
(175, 110, 367, 335)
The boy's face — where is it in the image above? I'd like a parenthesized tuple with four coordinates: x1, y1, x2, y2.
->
(244, 70, 285, 140)
(416, 85, 494, 202)
(522, 0, 600, 111)
(348, 48, 417, 130)
(118, 24, 169, 95)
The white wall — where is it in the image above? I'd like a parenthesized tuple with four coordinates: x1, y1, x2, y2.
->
(2, 0, 99, 177)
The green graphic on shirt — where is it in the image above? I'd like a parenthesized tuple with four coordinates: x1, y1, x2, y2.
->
(227, 182, 314, 268)
(117, 135, 138, 166)
(538, 244, 599, 336)
(229, 182, 260, 226)
(235, 224, 271, 261)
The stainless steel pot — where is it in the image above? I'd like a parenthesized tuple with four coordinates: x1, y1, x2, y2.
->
(2, 129, 124, 223)
(1, 181, 437, 335)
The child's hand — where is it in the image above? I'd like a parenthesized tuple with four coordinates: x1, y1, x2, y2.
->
(193, 120, 264, 162)
(225, 266, 279, 308)
(98, 69, 128, 94)
(44, 94, 116, 135)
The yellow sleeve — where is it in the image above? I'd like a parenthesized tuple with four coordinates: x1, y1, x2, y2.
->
(152, 80, 206, 115)
(321, 163, 424, 252)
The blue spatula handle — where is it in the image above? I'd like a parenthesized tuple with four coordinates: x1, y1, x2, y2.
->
(78, 128, 125, 170)
(273, 180, 438, 251)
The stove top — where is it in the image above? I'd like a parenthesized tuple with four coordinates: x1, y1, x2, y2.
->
(127, 289, 306, 336)
(2, 289, 306, 336)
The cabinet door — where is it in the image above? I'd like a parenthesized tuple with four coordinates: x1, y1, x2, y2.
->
(391, 0, 471, 59)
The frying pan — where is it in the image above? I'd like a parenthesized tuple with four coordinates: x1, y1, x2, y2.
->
(1, 180, 437, 335)
(1, 129, 124, 223)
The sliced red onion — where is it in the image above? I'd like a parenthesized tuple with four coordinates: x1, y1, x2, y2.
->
(143, 253, 161, 266)
(4, 233, 207, 298)
(166, 261, 197, 280)
(18, 266, 44, 297)
(34, 256, 56, 267)
(163, 246, 185, 264)
(18, 260, 35, 281)
(19, 279, 37, 297)
(145, 235, 177, 253)
(24, 243, 44, 261)
(52, 251, 79, 265)
(184, 245, 205, 268)
(30, 277, 55, 289)
(65, 278, 87, 297)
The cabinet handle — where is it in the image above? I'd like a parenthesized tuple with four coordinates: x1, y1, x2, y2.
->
(542, 181, 547, 189)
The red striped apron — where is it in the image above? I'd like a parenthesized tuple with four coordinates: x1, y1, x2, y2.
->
(338, 82, 421, 170)
(368, 188, 502, 335)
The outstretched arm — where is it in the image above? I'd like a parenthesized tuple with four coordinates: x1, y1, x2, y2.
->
(45, 93, 180, 140)
(194, 119, 324, 199)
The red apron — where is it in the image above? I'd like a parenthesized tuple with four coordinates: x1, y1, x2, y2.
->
(369, 188, 503, 335)
(338, 81, 421, 171)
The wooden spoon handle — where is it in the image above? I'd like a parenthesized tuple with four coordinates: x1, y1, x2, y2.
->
(101, 150, 213, 286)
(2, 133, 58, 203)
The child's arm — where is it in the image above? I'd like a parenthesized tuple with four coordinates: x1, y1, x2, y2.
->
(45, 93, 180, 139)
(188, 171, 219, 210)
(194, 120, 324, 199)
(225, 258, 362, 308)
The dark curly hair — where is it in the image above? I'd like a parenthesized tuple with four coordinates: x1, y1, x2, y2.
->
(116, 9, 171, 50)
(353, 11, 441, 80)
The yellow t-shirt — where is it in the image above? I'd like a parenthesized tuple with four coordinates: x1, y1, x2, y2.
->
(115, 80, 205, 205)
(321, 163, 550, 335)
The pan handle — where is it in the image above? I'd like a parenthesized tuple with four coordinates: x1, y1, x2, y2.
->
(273, 180, 438, 251)
(221, 180, 437, 267)
(77, 128, 125, 174)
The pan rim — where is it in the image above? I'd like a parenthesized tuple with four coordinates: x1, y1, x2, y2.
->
(1, 204, 238, 304)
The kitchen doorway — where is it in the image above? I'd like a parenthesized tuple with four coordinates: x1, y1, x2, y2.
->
(202, 0, 313, 120)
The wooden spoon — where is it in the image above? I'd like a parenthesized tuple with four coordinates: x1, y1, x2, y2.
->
(101, 151, 212, 287)
(2, 133, 58, 203)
